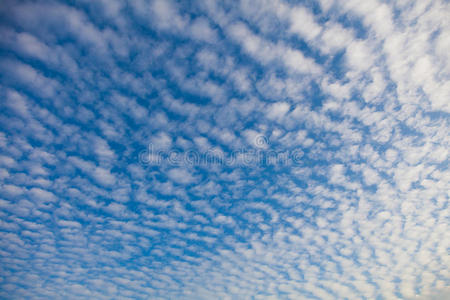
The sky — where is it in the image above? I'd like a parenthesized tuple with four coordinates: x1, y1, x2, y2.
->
(0, 0, 449, 299)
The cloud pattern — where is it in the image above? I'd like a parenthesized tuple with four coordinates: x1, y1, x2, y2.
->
(0, 0, 449, 299)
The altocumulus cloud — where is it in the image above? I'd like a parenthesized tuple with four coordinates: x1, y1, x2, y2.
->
(0, 0, 449, 299)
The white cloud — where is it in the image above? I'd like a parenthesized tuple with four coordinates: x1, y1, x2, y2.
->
(320, 22, 354, 53)
(345, 41, 374, 72)
(266, 102, 290, 120)
(288, 6, 322, 41)
(242, 129, 268, 149)
(151, 132, 172, 150)
(329, 164, 346, 185)
(6, 89, 30, 118)
(2, 184, 25, 196)
(167, 168, 196, 185)
(214, 214, 235, 227)
(362, 166, 381, 186)
(58, 220, 82, 228)
(93, 167, 116, 186)
(227, 21, 321, 75)
(29, 187, 57, 202)
(189, 17, 218, 43)
(150, 0, 188, 32)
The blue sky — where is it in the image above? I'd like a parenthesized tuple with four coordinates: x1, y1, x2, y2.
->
(0, 0, 449, 299)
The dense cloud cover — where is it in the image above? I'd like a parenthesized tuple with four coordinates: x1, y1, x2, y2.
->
(0, 0, 449, 299)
